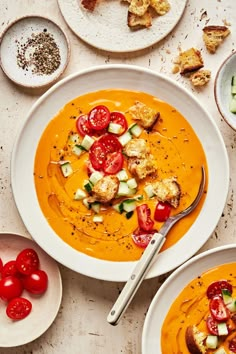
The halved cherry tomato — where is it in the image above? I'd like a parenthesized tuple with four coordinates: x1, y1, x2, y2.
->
(89, 140, 106, 170)
(6, 297, 32, 320)
(16, 248, 39, 275)
(1, 260, 19, 278)
(136, 204, 154, 232)
(0, 275, 23, 301)
(88, 105, 110, 131)
(229, 337, 236, 352)
(154, 202, 171, 222)
(110, 112, 128, 135)
(76, 114, 94, 136)
(22, 269, 48, 295)
(206, 316, 219, 335)
(103, 151, 124, 174)
(99, 134, 122, 154)
(132, 228, 157, 248)
(210, 295, 230, 322)
(207, 280, 232, 299)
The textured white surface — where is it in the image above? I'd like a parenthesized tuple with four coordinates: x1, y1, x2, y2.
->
(0, 0, 236, 353)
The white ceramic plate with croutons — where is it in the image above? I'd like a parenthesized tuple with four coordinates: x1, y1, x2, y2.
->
(57, 0, 187, 52)
(11, 64, 229, 282)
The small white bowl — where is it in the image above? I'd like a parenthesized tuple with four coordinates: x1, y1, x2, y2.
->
(214, 51, 236, 130)
(0, 15, 70, 89)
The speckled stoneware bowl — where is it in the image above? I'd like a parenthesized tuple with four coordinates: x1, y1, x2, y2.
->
(0, 15, 70, 88)
(214, 51, 236, 130)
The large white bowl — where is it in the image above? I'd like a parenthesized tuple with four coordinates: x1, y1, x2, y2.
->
(11, 65, 229, 281)
(142, 244, 236, 353)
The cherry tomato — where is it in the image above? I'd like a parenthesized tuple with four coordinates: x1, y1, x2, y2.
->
(1, 260, 19, 278)
(132, 228, 157, 248)
(89, 140, 106, 170)
(207, 280, 232, 299)
(0, 258, 3, 272)
(0, 276, 23, 301)
(88, 105, 110, 131)
(110, 112, 128, 135)
(76, 114, 94, 136)
(16, 248, 40, 275)
(210, 296, 230, 322)
(103, 151, 124, 174)
(99, 134, 122, 154)
(6, 297, 32, 320)
(154, 202, 171, 222)
(22, 269, 48, 295)
(206, 316, 219, 335)
(136, 204, 154, 232)
(229, 337, 236, 353)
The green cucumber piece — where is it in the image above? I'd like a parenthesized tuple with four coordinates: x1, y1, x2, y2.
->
(72, 144, 86, 156)
(116, 169, 129, 181)
(91, 202, 101, 214)
(68, 133, 80, 144)
(122, 199, 136, 213)
(117, 182, 130, 196)
(127, 178, 137, 189)
(222, 289, 232, 304)
(74, 188, 87, 200)
(118, 131, 132, 146)
(231, 75, 236, 86)
(230, 97, 236, 113)
(89, 171, 103, 185)
(125, 211, 134, 219)
(108, 122, 122, 134)
(113, 202, 124, 213)
(144, 184, 155, 198)
(84, 180, 93, 193)
(217, 322, 228, 336)
(227, 298, 236, 312)
(93, 215, 103, 223)
(81, 135, 95, 150)
(129, 123, 143, 137)
(206, 335, 218, 349)
(60, 162, 73, 177)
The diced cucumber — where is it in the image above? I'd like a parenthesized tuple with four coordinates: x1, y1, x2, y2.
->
(74, 188, 87, 200)
(122, 199, 136, 213)
(127, 188, 137, 196)
(230, 97, 236, 113)
(116, 169, 129, 181)
(83, 198, 91, 209)
(81, 135, 95, 151)
(72, 144, 86, 157)
(89, 171, 103, 185)
(127, 178, 137, 189)
(222, 289, 232, 304)
(231, 86, 236, 94)
(125, 211, 134, 219)
(144, 184, 155, 198)
(108, 122, 122, 135)
(60, 162, 73, 177)
(133, 194, 143, 201)
(129, 123, 143, 137)
(215, 348, 227, 354)
(84, 180, 93, 193)
(206, 335, 218, 349)
(113, 202, 124, 213)
(91, 202, 101, 214)
(118, 131, 132, 146)
(93, 215, 103, 223)
(231, 75, 236, 86)
(117, 182, 130, 196)
(217, 322, 228, 336)
(68, 133, 79, 144)
(227, 298, 236, 312)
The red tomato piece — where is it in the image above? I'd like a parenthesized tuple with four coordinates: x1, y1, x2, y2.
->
(229, 337, 236, 353)
(132, 228, 157, 248)
(6, 297, 32, 320)
(136, 204, 154, 232)
(0, 275, 23, 301)
(206, 316, 219, 335)
(103, 151, 124, 174)
(207, 280, 232, 299)
(22, 269, 48, 295)
(210, 296, 230, 322)
(110, 112, 128, 135)
(16, 248, 39, 275)
(154, 202, 171, 222)
(0, 258, 3, 272)
(99, 134, 122, 154)
(1, 260, 19, 278)
(88, 105, 110, 131)
(89, 140, 106, 170)
(76, 114, 94, 136)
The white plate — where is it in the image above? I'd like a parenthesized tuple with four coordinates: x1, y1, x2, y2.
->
(142, 244, 236, 353)
(11, 64, 229, 282)
(57, 0, 187, 52)
(0, 16, 70, 88)
(0, 233, 62, 347)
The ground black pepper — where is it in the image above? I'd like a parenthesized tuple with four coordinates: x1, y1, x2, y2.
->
(16, 29, 61, 75)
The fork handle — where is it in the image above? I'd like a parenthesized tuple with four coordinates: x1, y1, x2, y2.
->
(107, 232, 166, 326)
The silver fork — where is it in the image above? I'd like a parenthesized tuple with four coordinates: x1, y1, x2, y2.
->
(107, 166, 206, 325)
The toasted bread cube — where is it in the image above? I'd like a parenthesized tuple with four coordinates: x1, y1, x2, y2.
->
(190, 70, 211, 87)
(178, 48, 204, 75)
(185, 326, 207, 354)
(128, 0, 150, 16)
(81, 0, 98, 11)
(128, 101, 159, 129)
(128, 10, 152, 29)
(203, 25, 230, 54)
(152, 177, 181, 208)
(127, 154, 157, 179)
(149, 0, 170, 15)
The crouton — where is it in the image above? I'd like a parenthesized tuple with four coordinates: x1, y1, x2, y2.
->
(129, 101, 159, 129)
(203, 25, 230, 54)
(127, 154, 157, 179)
(124, 139, 149, 158)
(81, 0, 98, 11)
(90, 175, 119, 203)
(128, 10, 152, 29)
(185, 326, 207, 354)
(178, 48, 204, 75)
(189, 70, 211, 87)
(152, 176, 181, 208)
(149, 0, 170, 16)
(128, 0, 150, 16)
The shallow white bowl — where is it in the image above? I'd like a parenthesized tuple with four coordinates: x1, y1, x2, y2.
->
(214, 51, 236, 130)
(142, 244, 236, 353)
(11, 65, 229, 282)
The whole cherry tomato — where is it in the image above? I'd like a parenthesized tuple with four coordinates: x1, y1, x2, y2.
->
(154, 202, 171, 222)
(1, 260, 19, 278)
(0, 275, 23, 301)
(22, 269, 48, 295)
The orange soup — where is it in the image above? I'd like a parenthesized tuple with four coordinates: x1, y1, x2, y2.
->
(34, 89, 207, 261)
(161, 263, 236, 353)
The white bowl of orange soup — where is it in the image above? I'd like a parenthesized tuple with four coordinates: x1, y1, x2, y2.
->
(11, 65, 229, 281)
(142, 244, 236, 353)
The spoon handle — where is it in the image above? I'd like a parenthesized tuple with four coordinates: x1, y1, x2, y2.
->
(107, 232, 166, 326)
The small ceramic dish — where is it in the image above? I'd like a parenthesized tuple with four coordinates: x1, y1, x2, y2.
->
(0, 15, 70, 89)
(214, 51, 236, 130)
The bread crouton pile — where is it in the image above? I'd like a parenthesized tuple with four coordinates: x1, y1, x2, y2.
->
(173, 25, 230, 87)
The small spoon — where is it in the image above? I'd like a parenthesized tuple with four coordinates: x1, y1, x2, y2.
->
(107, 166, 206, 325)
